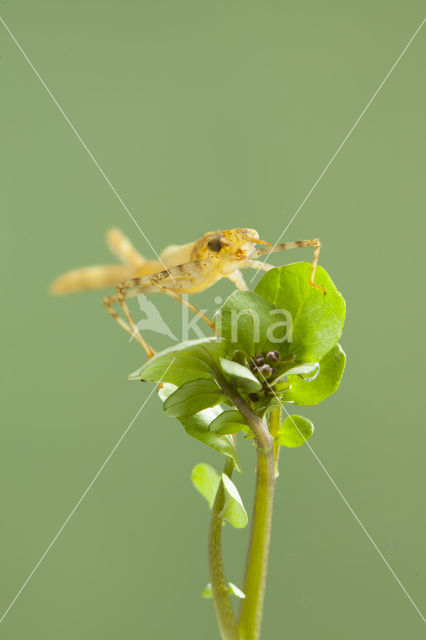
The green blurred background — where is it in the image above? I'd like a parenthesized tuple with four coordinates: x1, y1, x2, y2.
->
(1, 1, 425, 638)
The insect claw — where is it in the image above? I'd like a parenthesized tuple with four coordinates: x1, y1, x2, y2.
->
(310, 282, 326, 295)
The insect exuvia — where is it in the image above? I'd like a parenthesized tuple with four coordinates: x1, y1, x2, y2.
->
(50, 228, 323, 357)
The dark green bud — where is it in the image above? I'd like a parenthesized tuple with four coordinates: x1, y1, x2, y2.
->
(257, 364, 273, 379)
(265, 350, 280, 365)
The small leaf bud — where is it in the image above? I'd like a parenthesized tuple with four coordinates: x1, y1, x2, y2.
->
(232, 350, 247, 366)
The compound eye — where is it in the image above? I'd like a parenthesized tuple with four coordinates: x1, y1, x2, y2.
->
(207, 234, 223, 252)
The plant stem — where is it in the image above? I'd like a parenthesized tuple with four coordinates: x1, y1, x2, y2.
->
(218, 380, 276, 640)
(238, 440, 275, 640)
(208, 457, 240, 640)
(268, 406, 282, 478)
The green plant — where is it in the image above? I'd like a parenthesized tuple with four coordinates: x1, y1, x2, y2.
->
(130, 262, 346, 640)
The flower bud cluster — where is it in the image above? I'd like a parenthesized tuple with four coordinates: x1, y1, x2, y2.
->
(232, 349, 283, 403)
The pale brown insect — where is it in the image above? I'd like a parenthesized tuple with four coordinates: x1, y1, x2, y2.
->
(50, 228, 323, 357)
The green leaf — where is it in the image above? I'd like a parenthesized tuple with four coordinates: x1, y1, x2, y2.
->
(285, 344, 346, 405)
(185, 422, 242, 472)
(272, 362, 319, 385)
(191, 464, 247, 527)
(201, 582, 245, 599)
(221, 473, 248, 528)
(159, 385, 241, 470)
(209, 409, 247, 435)
(129, 337, 226, 385)
(218, 357, 262, 393)
(214, 291, 289, 356)
(163, 379, 224, 417)
(192, 463, 220, 509)
(277, 414, 314, 448)
(255, 263, 345, 362)
(254, 397, 294, 417)
(201, 584, 213, 599)
(228, 583, 246, 599)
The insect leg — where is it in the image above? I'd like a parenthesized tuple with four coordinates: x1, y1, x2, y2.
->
(227, 269, 248, 291)
(104, 259, 215, 353)
(152, 282, 215, 331)
(104, 279, 157, 357)
(117, 282, 157, 356)
(256, 238, 325, 293)
(244, 260, 274, 273)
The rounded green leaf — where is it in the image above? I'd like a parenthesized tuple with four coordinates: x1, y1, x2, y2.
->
(163, 379, 224, 417)
(277, 414, 314, 448)
(272, 362, 319, 385)
(219, 357, 262, 393)
(185, 421, 242, 471)
(214, 291, 289, 356)
(192, 463, 220, 509)
(191, 465, 247, 527)
(209, 410, 247, 435)
(129, 337, 226, 385)
(221, 474, 248, 528)
(160, 384, 241, 471)
(285, 344, 346, 405)
(255, 263, 345, 362)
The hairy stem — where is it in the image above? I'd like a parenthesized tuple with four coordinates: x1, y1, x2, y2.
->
(208, 457, 240, 640)
(268, 406, 282, 478)
(218, 380, 276, 640)
(238, 444, 275, 640)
